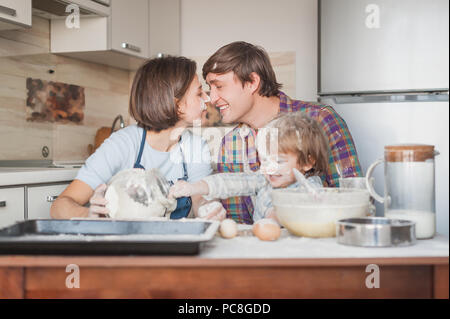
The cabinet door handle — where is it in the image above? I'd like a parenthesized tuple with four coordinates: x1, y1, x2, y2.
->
(0, 201, 6, 208)
(121, 43, 141, 53)
(46, 196, 58, 202)
(0, 5, 17, 17)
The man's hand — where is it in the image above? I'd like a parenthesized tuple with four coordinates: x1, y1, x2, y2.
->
(88, 184, 109, 218)
(169, 180, 209, 199)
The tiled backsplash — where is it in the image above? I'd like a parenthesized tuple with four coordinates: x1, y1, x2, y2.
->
(0, 16, 295, 163)
(0, 16, 131, 162)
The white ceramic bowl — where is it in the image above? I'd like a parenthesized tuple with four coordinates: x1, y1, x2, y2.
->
(271, 188, 370, 238)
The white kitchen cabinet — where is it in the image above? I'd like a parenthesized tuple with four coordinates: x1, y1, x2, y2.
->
(32, 0, 111, 19)
(0, 0, 31, 31)
(69, 0, 110, 16)
(51, 0, 149, 69)
(149, 0, 180, 57)
(111, 0, 149, 58)
(50, 0, 180, 69)
(27, 183, 69, 220)
(0, 187, 25, 228)
(71, 0, 110, 15)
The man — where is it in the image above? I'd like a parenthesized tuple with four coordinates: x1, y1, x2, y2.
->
(202, 41, 362, 224)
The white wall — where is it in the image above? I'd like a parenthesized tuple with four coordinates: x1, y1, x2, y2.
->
(180, 0, 318, 101)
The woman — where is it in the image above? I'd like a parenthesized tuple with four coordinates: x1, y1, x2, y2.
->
(51, 56, 225, 220)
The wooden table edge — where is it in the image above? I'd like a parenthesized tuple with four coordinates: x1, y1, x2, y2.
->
(0, 255, 448, 267)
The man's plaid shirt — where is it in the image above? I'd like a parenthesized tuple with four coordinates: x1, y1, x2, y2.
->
(216, 91, 362, 224)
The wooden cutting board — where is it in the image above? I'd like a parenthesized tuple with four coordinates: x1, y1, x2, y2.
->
(87, 127, 112, 155)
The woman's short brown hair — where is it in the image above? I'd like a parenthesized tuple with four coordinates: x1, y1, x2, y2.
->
(129, 56, 197, 132)
(202, 41, 282, 97)
(263, 113, 329, 178)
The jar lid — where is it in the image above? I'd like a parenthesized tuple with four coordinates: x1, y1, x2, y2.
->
(385, 144, 435, 162)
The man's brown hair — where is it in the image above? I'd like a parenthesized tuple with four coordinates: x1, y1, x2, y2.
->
(202, 41, 282, 97)
(129, 56, 197, 132)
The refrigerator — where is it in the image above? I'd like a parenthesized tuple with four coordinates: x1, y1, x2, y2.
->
(319, 0, 449, 236)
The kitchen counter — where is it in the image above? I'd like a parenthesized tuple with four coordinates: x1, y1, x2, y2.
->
(1, 227, 448, 262)
(0, 227, 448, 299)
(201, 228, 449, 259)
(0, 167, 79, 186)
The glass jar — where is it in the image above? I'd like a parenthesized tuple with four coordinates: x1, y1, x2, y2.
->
(366, 144, 439, 239)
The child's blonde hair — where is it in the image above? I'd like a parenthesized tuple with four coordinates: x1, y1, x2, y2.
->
(261, 113, 329, 177)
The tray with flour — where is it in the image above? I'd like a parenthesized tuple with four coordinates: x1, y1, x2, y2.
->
(0, 219, 219, 255)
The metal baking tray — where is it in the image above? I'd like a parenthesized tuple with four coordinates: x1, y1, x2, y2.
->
(0, 219, 219, 255)
(336, 217, 416, 247)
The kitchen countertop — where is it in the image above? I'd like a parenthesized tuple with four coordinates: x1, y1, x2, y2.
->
(0, 226, 447, 299)
(0, 226, 448, 267)
(0, 167, 79, 187)
(199, 227, 449, 260)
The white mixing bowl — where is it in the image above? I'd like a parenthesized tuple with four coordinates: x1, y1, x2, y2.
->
(271, 188, 370, 238)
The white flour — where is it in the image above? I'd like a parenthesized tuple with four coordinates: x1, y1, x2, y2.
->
(106, 184, 169, 219)
(104, 168, 177, 219)
(200, 227, 449, 259)
(384, 161, 436, 239)
(385, 209, 436, 239)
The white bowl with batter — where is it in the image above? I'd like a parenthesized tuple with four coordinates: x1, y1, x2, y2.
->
(272, 188, 370, 238)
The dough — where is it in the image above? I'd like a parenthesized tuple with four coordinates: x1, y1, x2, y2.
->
(105, 168, 177, 219)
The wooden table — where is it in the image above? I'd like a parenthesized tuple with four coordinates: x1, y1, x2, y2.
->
(0, 255, 448, 299)
(0, 231, 448, 299)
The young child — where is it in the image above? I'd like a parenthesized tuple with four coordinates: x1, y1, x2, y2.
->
(169, 113, 330, 223)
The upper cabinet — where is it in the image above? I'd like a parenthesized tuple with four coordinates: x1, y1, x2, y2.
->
(49, 0, 180, 70)
(111, 0, 148, 58)
(33, 0, 111, 18)
(149, 0, 180, 57)
(0, 0, 32, 31)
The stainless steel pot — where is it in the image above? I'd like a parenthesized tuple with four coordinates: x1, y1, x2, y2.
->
(336, 217, 416, 247)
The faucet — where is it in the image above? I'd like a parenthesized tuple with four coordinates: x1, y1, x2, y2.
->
(111, 115, 125, 132)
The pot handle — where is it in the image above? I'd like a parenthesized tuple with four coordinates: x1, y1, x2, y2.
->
(366, 158, 385, 204)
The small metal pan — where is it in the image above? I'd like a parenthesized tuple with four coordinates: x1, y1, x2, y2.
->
(336, 217, 416, 247)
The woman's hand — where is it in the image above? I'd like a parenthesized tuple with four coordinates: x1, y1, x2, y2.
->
(197, 201, 227, 221)
(169, 180, 209, 198)
(88, 184, 109, 218)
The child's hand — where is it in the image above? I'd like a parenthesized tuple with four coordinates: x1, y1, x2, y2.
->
(197, 201, 227, 221)
(169, 180, 209, 198)
(266, 208, 280, 225)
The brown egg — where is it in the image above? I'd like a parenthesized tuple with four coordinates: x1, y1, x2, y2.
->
(252, 219, 281, 241)
(219, 219, 238, 239)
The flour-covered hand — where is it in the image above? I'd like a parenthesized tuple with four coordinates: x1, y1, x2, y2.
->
(197, 201, 227, 221)
(169, 180, 209, 198)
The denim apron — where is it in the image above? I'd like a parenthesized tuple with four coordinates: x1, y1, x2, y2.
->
(133, 128, 192, 219)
